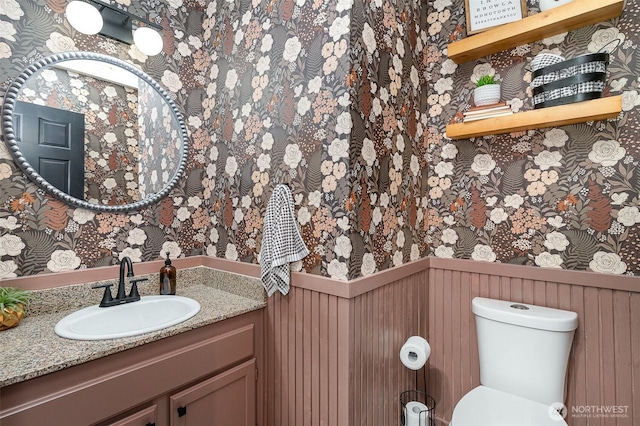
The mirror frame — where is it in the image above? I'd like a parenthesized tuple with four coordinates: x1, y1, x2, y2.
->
(1, 51, 189, 213)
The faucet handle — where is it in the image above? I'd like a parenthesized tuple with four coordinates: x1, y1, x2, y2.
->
(128, 278, 148, 300)
(92, 283, 114, 307)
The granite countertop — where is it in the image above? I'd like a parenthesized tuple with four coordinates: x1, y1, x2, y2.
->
(0, 267, 266, 388)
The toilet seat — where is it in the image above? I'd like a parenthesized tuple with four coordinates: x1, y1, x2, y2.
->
(450, 386, 568, 426)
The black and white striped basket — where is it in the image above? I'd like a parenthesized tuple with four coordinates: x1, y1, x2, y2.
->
(530, 52, 610, 109)
(530, 40, 620, 109)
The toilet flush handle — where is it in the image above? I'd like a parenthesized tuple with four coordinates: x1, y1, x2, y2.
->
(510, 304, 529, 310)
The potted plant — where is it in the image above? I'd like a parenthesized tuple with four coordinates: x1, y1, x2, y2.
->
(473, 74, 501, 106)
(0, 287, 33, 331)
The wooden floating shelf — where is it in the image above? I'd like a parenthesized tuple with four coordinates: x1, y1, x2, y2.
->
(445, 96, 622, 140)
(447, 0, 624, 64)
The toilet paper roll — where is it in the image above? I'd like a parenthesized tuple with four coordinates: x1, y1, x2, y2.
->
(399, 336, 430, 370)
(404, 401, 429, 426)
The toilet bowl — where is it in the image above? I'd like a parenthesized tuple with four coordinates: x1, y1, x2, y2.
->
(450, 386, 565, 426)
(450, 297, 578, 426)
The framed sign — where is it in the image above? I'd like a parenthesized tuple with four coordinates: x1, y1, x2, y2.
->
(465, 0, 527, 35)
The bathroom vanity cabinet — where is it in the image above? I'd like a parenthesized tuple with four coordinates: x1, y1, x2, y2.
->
(0, 309, 264, 426)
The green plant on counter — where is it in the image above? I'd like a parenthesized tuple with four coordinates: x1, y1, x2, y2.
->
(475, 74, 498, 87)
(0, 287, 33, 330)
(0, 286, 32, 312)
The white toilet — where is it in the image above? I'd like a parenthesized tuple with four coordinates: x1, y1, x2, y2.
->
(450, 297, 578, 426)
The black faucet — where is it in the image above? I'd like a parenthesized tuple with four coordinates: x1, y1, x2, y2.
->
(92, 257, 148, 307)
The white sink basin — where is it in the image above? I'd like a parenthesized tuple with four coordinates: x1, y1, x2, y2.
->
(55, 295, 201, 340)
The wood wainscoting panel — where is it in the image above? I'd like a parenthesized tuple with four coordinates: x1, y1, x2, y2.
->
(349, 269, 429, 425)
(427, 259, 639, 426)
(264, 268, 429, 426)
(264, 257, 638, 426)
(265, 287, 351, 426)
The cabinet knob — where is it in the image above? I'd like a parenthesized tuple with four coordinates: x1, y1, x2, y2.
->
(177, 406, 187, 417)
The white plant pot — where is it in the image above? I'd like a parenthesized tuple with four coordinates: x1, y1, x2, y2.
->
(473, 84, 501, 106)
(539, 0, 574, 12)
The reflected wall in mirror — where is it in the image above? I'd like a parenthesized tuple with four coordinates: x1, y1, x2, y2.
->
(1, 51, 188, 212)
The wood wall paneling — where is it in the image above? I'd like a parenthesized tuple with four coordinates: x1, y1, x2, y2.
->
(427, 263, 639, 426)
(264, 259, 637, 426)
(349, 273, 429, 425)
(264, 270, 430, 425)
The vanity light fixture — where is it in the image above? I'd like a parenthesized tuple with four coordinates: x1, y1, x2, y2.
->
(65, 0, 164, 56)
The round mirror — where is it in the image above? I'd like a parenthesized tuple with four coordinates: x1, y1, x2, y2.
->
(1, 51, 188, 212)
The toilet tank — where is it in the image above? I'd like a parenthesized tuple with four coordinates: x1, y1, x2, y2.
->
(472, 297, 578, 406)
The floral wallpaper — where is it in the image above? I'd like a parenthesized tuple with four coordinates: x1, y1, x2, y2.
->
(18, 66, 141, 205)
(2, 0, 639, 282)
(427, 0, 640, 275)
(195, 0, 362, 272)
(137, 78, 182, 199)
(0, 0, 208, 277)
(346, 0, 429, 277)
(0, 0, 429, 281)
(202, 0, 428, 280)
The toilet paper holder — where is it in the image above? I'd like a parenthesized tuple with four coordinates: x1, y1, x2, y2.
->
(399, 336, 430, 370)
(400, 390, 435, 426)
(399, 336, 434, 425)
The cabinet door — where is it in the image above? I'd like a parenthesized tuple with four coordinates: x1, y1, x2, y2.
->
(107, 405, 157, 426)
(170, 359, 256, 426)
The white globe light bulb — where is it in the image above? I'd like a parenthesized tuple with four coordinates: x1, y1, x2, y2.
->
(134, 27, 163, 56)
(66, 1, 103, 35)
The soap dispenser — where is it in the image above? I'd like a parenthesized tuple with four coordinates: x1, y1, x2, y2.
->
(159, 252, 176, 295)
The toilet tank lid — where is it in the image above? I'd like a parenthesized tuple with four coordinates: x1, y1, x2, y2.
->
(472, 297, 578, 332)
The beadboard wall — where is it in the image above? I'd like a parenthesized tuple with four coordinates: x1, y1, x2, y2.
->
(264, 257, 639, 426)
(427, 258, 640, 426)
(264, 261, 430, 425)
